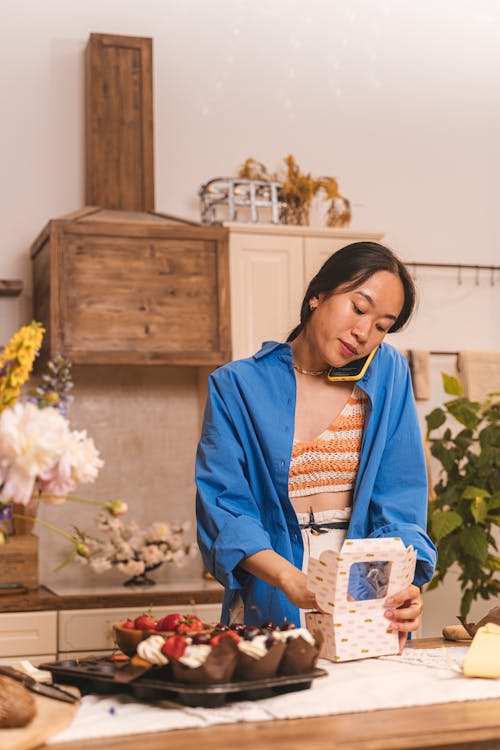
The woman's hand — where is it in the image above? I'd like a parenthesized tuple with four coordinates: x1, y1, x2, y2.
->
(384, 584, 423, 653)
(277, 566, 318, 610)
(240, 549, 319, 610)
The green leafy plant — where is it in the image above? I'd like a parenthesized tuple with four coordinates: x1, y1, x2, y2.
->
(425, 373, 500, 617)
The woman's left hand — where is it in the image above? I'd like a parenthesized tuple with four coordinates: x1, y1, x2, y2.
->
(384, 584, 423, 653)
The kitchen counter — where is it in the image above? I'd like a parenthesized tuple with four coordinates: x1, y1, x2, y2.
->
(0, 579, 224, 613)
(41, 639, 500, 750)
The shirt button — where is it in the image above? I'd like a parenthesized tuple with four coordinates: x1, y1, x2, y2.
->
(284, 425, 290, 432)
(287, 399, 292, 406)
(280, 459, 285, 468)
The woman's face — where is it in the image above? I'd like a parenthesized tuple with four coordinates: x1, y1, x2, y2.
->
(306, 271, 405, 368)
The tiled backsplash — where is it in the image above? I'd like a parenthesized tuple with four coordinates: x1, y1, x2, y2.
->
(38, 364, 205, 588)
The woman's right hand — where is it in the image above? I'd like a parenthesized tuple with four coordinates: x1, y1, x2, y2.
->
(240, 549, 320, 610)
(277, 566, 319, 610)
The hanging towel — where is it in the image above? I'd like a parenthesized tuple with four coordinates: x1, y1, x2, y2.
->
(400, 350, 431, 400)
(457, 351, 500, 403)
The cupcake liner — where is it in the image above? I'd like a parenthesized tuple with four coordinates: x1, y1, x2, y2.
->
(234, 640, 286, 681)
(170, 637, 239, 684)
(279, 636, 320, 676)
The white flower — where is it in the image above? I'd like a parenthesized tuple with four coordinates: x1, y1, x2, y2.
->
(141, 544, 164, 566)
(148, 521, 172, 541)
(118, 559, 145, 576)
(169, 534, 183, 551)
(0, 403, 69, 505)
(0, 401, 103, 507)
(88, 556, 113, 574)
(64, 430, 103, 485)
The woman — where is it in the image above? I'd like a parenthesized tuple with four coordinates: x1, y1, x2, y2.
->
(196, 242, 437, 649)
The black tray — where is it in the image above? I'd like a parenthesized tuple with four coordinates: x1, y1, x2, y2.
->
(40, 657, 327, 708)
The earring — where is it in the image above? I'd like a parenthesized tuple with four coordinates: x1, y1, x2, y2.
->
(309, 298, 318, 311)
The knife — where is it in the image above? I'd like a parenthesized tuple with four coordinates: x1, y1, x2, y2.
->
(0, 665, 79, 704)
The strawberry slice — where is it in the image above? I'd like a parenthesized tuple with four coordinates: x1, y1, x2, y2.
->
(210, 630, 241, 647)
(161, 634, 188, 659)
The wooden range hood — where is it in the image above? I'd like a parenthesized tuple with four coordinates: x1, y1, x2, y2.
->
(31, 33, 231, 366)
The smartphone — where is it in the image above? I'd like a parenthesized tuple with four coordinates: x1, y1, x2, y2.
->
(327, 346, 378, 382)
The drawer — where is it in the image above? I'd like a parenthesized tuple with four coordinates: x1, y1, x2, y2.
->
(0, 610, 57, 656)
(58, 603, 222, 652)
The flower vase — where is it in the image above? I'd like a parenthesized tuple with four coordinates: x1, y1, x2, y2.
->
(123, 563, 162, 587)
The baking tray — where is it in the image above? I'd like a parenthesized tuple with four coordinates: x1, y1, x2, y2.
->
(40, 657, 327, 708)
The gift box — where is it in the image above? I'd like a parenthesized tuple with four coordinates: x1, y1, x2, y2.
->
(305, 537, 416, 662)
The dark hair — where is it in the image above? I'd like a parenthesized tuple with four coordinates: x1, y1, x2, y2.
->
(287, 241, 416, 341)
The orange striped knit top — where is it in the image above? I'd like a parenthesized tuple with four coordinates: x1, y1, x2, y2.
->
(288, 385, 367, 498)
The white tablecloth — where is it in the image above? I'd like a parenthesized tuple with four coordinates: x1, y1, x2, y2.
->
(49, 648, 500, 744)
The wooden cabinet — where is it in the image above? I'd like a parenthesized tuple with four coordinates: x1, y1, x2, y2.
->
(227, 224, 384, 360)
(31, 208, 231, 366)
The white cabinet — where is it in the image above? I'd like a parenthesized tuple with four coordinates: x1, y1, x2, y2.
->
(227, 224, 384, 360)
(0, 610, 57, 662)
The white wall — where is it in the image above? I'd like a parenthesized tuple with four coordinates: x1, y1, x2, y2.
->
(1, 0, 498, 630)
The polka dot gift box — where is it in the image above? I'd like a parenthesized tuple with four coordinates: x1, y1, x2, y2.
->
(306, 538, 417, 662)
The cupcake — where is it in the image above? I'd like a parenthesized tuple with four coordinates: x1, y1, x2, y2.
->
(233, 625, 286, 681)
(166, 632, 239, 684)
(114, 634, 170, 684)
(275, 623, 320, 675)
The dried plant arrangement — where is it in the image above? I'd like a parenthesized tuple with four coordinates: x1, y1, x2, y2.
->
(238, 155, 351, 227)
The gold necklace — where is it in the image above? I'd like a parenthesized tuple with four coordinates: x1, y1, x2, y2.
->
(293, 363, 328, 376)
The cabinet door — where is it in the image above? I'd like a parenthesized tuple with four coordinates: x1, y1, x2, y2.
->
(230, 233, 303, 360)
(0, 611, 57, 657)
(304, 234, 384, 282)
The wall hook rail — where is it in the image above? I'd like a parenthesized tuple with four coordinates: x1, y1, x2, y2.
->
(406, 261, 499, 286)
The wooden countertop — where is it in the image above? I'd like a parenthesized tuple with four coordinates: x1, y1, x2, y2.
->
(0, 580, 224, 613)
(41, 639, 500, 750)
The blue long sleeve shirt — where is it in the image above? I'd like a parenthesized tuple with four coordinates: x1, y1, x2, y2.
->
(195, 341, 437, 626)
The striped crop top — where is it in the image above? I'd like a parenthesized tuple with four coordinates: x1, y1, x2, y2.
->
(288, 385, 367, 498)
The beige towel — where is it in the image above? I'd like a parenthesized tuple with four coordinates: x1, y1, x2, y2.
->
(458, 351, 500, 403)
(400, 350, 431, 400)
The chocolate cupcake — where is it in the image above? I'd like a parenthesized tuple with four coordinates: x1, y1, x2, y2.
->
(276, 626, 320, 675)
(168, 634, 239, 684)
(233, 627, 286, 681)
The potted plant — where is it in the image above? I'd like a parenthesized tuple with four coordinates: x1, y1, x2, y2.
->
(238, 155, 351, 227)
(425, 373, 500, 617)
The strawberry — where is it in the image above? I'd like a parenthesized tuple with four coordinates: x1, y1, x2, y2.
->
(210, 630, 241, 647)
(121, 619, 136, 630)
(133, 612, 157, 631)
(156, 613, 183, 632)
(161, 634, 188, 659)
(175, 614, 205, 634)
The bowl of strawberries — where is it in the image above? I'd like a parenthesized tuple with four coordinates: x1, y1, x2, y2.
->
(113, 611, 207, 656)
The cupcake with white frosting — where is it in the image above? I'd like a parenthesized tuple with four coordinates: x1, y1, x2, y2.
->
(166, 632, 239, 684)
(274, 623, 320, 675)
(233, 625, 286, 680)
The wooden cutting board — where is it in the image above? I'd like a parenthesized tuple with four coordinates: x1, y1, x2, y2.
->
(0, 686, 80, 750)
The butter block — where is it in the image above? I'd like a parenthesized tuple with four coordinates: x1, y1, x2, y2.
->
(463, 623, 500, 679)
